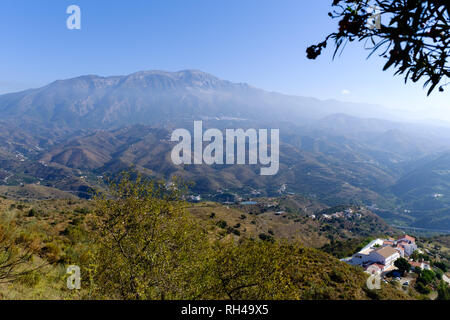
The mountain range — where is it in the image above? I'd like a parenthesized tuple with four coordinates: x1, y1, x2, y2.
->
(1, 70, 450, 231)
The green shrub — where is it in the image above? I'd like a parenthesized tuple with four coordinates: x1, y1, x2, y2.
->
(416, 282, 431, 295)
(16, 271, 41, 288)
(417, 269, 436, 285)
(41, 241, 63, 264)
(216, 220, 227, 229)
(74, 207, 89, 214)
(435, 268, 443, 280)
(434, 261, 448, 273)
(258, 233, 274, 243)
(437, 281, 450, 300)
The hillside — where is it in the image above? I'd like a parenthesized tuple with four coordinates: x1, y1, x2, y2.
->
(0, 184, 77, 200)
(188, 197, 395, 248)
(390, 152, 450, 230)
(0, 197, 408, 300)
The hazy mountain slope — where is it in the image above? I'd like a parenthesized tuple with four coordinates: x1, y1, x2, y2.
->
(35, 124, 400, 205)
(392, 152, 450, 203)
(0, 70, 408, 130)
(383, 152, 450, 230)
(315, 114, 450, 156)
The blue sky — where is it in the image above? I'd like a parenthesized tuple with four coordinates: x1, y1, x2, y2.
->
(0, 0, 448, 120)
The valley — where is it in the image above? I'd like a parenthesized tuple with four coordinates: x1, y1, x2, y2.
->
(1, 70, 450, 232)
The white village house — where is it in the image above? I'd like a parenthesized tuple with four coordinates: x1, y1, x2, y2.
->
(396, 235, 417, 256)
(368, 246, 400, 269)
(409, 260, 431, 271)
(343, 235, 417, 274)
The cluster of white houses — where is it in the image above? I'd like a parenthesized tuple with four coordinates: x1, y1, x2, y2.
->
(343, 235, 426, 274)
(320, 208, 362, 220)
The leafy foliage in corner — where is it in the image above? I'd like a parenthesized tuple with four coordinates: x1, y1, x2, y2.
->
(307, 0, 449, 95)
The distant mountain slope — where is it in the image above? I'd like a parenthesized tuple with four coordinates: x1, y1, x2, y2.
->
(0, 70, 404, 130)
(36, 124, 400, 204)
(392, 152, 450, 202)
(384, 152, 450, 230)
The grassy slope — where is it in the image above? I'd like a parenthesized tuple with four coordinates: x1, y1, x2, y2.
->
(0, 184, 78, 200)
(0, 197, 409, 300)
(188, 196, 395, 248)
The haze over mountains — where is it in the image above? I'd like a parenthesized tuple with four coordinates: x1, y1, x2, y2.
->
(1, 70, 450, 231)
(0, 70, 417, 128)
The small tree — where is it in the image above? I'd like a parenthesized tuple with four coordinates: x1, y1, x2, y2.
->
(434, 261, 448, 272)
(394, 257, 411, 275)
(417, 269, 436, 285)
(411, 250, 420, 261)
(416, 281, 431, 294)
(435, 267, 444, 280)
(0, 218, 41, 284)
(88, 173, 212, 300)
(437, 281, 450, 300)
(208, 239, 298, 300)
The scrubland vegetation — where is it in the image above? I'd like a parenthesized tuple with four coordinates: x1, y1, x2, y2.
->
(0, 174, 432, 300)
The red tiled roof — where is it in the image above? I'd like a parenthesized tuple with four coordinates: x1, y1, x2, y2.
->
(398, 235, 415, 242)
(365, 263, 384, 270)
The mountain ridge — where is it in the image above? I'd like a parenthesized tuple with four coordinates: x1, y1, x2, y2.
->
(0, 70, 415, 130)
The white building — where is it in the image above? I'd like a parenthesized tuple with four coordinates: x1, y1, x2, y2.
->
(396, 235, 417, 256)
(365, 263, 385, 274)
(410, 261, 431, 271)
(367, 246, 400, 267)
(349, 239, 384, 265)
(346, 235, 415, 270)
